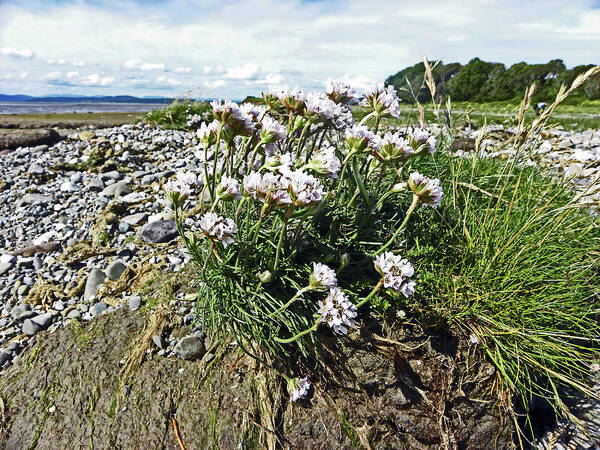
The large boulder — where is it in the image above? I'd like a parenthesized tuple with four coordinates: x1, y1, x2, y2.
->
(0, 129, 61, 150)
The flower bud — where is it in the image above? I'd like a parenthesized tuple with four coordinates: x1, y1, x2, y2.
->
(258, 270, 273, 284)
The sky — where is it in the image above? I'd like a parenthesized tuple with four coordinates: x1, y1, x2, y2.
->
(0, 0, 599, 98)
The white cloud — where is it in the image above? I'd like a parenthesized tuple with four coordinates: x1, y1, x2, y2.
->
(140, 62, 165, 71)
(66, 71, 79, 79)
(47, 58, 68, 65)
(204, 79, 227, 88)
(124, 58, 142, 69)
(43, 71, 62, 81)
(82, 74, 114, 86)
(224, 63, 260, 80)
(20, 72, 28, 79)
(254, 73, 285, 85)
(72, 61, 85, 67)
(174, 67, 192, 73)
(203, 65, 226, 76)
(0, 46, 34, 59)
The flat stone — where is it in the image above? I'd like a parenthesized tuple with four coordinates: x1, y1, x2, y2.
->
(101, 182, 131, 198)
(83, 268, 106, 301)
(10, 242, 61, 257)
(79, 130, 96, 141)
(152, 334, 166, 349)
(105, 260, 127, 281)
(121, 212, 147, 226)
(128, 295, 142, 311)
(87, 177, 105, 192)
(92, 302, 108, 316)
(140, 220, 178, 243)
(22, 319, 42, 336)
(20, 194, 53, 205)
(173, 335, 206, 361)
(0, 253, 16, 265)
(0, 263, 11, 276)
(31, 312, 55, 328)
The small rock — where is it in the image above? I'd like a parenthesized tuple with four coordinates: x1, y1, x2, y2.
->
(129, 295, 142, 311)
(152, 334, 166, 349)
(173, 335, 206, 361)
(10, 303, 31, 320)
(203, 352, 215, 363)
(121, 212, 147, 226)
(92, 302, 108, 316)
(118, 222, 130, 233)
(140, 220, 178, 243)
(22, 319, 42, 336)
(31, 312, 55, 328)
(87, 177, 105, 192)
(105, 260, 127, 281)
(83, 268, 106, 301)
(79, 130, 96, 141)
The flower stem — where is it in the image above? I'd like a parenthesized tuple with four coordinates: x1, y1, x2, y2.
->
(268, 286, 311, 318)
(210, 123, 224, 201)
(355, 279, 383, 308)
(273, 216, 288, 273)
(373, 194, 420, 256)
(274, 318, 320, 344)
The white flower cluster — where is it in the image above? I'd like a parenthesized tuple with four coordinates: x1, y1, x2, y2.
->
(243, 171, 292, 206)
(324, 78, 356, 104)
(309, 262, 337, 288)
(317, 287, 358, 335)
(217, 176, 242, 201)
(307, 146, 341, 179)
(196, 120, 220, 144)
(260, 116, 287, 143)
(240, 102, 266, 121)
(360, 83, 401, 118)
(198, 211, 238, 247)
(287, 170, 325, 206)
(164, 171, 202, 201)
(378, 132, 415, 163)
(374, 252, 416, 298)
(345, 124, 380, 151)
(291, 377, 311, 401)
(210, 99, 256, 135)
(407, 126, 437, 154)
(243, 169, 325, 208)
(407, 172, 443, 207)
(268, 85, 306, 111)
(304, 91, 354, 129)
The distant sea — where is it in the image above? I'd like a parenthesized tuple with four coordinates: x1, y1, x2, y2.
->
(0, 102, 167, 115)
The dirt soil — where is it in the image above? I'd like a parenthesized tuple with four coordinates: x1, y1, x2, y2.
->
(0, 307, 513, 449)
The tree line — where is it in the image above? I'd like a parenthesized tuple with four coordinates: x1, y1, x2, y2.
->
(384, 58, 600, 104)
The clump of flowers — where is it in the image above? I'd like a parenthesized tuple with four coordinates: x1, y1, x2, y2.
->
(374, 252, 416, 298)
(166, 80, 444, 392)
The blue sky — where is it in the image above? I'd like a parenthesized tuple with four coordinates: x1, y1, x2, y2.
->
(0, 0, 599, 97)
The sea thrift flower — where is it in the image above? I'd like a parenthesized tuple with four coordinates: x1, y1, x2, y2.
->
(360, 83, 401, 118)
(198, 211, 238, 247)
(268, 85, 306, 112)
(260, 116, 287, 143)
(217, 176, 242, 201)
(345, 124, 380, 152)
(408, 172, 443, 207)
(303, 91, 354, 129)
(164, 171, 201, 204)
(378, 132, 415, 164)
(291, 377, 311, 401)
(309, 262, 337, 288)
(407, 127, 437, 154)
(264, 152, 293, 174)
(318, 288, 358, 335)
(286, 170, 325, 207)
(307, 146, 341, 179)
(196, 120, 220, 146)
(243, 171, 291, 206)
(324, 78, 356, 104)
(210, 100, 255, 135)
(374, 252, 416, 298)
(239, 102, 266, 121)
